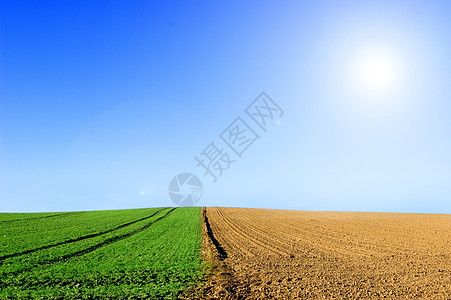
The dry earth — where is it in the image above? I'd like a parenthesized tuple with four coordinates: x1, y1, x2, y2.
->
(193, 207, 450, 299)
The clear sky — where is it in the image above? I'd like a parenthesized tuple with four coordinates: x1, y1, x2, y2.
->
(1, 0, 450, 213)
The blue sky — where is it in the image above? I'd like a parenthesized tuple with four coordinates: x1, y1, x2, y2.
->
(1, 0, 450, 213)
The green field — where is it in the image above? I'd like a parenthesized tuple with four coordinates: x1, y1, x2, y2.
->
(0, 207, 203, 299)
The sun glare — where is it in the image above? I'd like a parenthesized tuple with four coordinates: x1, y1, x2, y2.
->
(351, 46, 402, 96)
(360, 54, 394, 90)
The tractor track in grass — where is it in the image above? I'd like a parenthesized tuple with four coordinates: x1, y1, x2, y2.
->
(0, 208, 177, 280)
(195, 207, 451, 299)
(0, 207, 168, 263)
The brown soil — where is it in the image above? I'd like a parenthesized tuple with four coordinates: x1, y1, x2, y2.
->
(195, 207, 451, 299)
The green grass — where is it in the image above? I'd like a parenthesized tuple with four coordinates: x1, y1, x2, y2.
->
(0, 208, 165, 256)
(0, 207, 203, 299)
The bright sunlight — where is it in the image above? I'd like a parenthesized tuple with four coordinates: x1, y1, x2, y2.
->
(351, 45, 403, 97)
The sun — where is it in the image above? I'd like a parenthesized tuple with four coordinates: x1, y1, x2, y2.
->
(352, 46, 401, 95)
(359, 53, 395, 91)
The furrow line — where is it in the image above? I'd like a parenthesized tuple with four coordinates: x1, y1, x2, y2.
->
(215, 208, 292, 257)
(207, 208, 254, 258)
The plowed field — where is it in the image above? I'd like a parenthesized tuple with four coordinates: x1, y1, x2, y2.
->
(199, 207, 451, 299)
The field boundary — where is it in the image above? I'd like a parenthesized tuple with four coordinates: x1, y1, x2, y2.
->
(180, 208, 250, 299)
(202, 208, 227, 260)
(0, 208, 169, 263)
